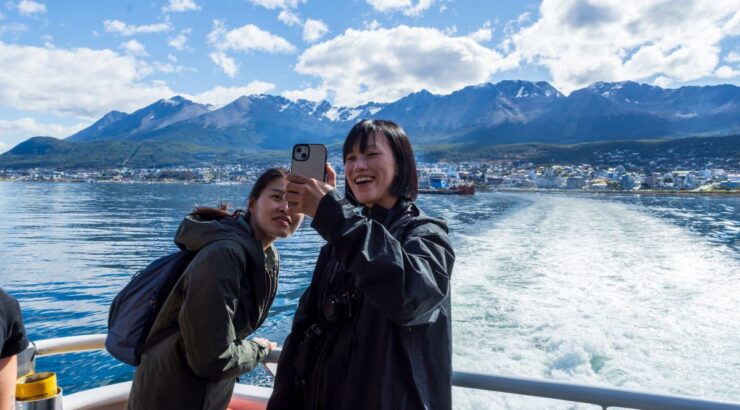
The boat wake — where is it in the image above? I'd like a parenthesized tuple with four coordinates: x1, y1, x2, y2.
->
(450, 193, 740, 409)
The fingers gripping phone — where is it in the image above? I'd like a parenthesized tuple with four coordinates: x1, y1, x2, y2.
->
(291, 144, 327, 182)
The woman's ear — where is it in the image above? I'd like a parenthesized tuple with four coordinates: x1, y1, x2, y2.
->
(247, 198, 255, 214)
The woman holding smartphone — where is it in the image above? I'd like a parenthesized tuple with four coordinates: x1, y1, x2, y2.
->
(129, 167, 302, 410)
(269, 120, 455, 409)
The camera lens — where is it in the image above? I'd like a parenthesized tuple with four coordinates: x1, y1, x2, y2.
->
(301, 153, 308, 159)
(296, 147, 303, 153)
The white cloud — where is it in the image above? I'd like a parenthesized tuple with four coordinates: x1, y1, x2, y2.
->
(168, 28, 191, 50)
(723, 10, 740, 35)
(282, 85, 327, 102)
(208, 20, 295, 53)
(288, 26, 514, 106)
(103, 19, 172, 36)
(653, 76, 673, 88)
(209, 51, 238, 77)
(469, 20, 492, 43)
(726, 51, 740, 63)
(715, 65, 740, 78)
(278, 9, 301, 26)
(366, 0, 433, 17)
(248, 0, 304, 10)
(162, 0, 200, 13)
(0, 41, 175, 118)
(120, 39, 148, 56)
(363, 19, 382, 30)
(505, 0, 739, 94)
(303, 18, 328, 43)
(0, 117, 87, 152)
(517, 11, 532, 25)
(187, 81, 276, 107)
(17, 0, 46, 16)
(141, 61, 194, 75)
(0, 22, 28, 36)
(167, 53, 178, 62)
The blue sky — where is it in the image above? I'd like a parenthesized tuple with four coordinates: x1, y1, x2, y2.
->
(0, 0, 739, 152)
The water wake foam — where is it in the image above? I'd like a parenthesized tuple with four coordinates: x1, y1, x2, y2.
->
(451, 194, 740, 409)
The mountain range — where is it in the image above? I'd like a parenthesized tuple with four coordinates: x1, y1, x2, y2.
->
(1, 80, 738, 168)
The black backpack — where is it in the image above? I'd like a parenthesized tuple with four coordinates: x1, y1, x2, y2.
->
(105, 250, 196, 366)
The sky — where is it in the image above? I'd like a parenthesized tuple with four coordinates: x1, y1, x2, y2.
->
(0, 0, 739, 153)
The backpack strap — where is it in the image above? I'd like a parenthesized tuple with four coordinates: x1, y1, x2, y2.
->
(140, 238, 252, 357)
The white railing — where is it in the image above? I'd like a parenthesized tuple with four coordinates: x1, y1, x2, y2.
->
(31, 334, 740, 410)
(451, 371, 740, 410)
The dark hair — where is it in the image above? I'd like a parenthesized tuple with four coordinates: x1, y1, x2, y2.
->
(342, 119, 418, 206)
(189, 167, 288, 221)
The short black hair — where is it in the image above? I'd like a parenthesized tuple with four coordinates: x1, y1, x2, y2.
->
(249, 167, 289, 204)
(342, 119, 418, 206)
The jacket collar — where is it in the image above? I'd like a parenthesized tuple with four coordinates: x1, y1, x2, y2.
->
(361, 198, 412, 227)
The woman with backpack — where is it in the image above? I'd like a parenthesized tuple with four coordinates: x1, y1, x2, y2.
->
(268, 120, 456, 409)
(128, 167, 302, 410)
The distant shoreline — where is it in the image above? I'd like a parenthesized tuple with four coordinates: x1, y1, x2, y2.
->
(2, 180, 739, 196)
(492, 188, 740, 197)
(0, 179, 248, 185)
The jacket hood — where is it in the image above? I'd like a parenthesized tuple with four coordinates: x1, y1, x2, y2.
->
(399, 202, 449, 234)
(174, 214, 258, 252)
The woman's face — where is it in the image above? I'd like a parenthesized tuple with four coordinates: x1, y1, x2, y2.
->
(345, 133, 399, 209)
(249, 177, 302, 240)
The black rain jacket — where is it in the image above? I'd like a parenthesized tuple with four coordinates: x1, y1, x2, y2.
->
(128, 214, 278, 410)
(268, 190, 455, 410)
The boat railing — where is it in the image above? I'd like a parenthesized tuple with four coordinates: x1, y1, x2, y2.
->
(32, 334, 740, 410)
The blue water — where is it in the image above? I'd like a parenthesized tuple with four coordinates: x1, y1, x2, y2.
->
(1, 182, 738, 409)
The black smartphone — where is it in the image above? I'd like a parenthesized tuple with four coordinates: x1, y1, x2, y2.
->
(291, 144, 328, 182)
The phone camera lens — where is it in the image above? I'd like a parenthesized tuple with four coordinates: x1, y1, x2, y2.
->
(301, 153, 308, 159)
(296, 147, 303, 153)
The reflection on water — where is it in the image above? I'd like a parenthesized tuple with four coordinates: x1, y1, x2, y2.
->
(1, 182, 738, 408)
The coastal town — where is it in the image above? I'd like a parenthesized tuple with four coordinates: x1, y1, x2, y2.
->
(2, 158, 739, 193)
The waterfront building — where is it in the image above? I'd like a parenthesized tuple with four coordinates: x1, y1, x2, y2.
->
(566, 177, 586, 190)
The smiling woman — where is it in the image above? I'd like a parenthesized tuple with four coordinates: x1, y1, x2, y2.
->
(270, 119, 456, 409)
(342, 119, 418, 208)
(128, 167, 304, 410)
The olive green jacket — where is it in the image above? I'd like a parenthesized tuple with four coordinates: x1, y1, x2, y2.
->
(128, 214, 278, 410)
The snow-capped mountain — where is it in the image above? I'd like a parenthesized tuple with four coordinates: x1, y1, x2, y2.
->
(3, 80, 738, 168)
(371, 80, 564, 140)
(67, 96, 212, 142)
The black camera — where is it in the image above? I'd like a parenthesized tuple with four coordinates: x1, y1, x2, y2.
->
(293, 144, 309, 160)
(321, 291, 359, 322)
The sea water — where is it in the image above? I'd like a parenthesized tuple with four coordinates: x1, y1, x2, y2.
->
(1, 182, 738, 409)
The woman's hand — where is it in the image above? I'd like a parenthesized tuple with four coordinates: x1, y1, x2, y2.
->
(252, 337, 277, 352)
(286, 163, 337, 218)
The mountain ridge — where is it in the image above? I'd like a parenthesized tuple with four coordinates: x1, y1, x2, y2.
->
(67, 96, 213, 142)
(2, 80, 738, 168)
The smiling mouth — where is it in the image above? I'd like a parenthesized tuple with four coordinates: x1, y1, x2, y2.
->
(354, 176, 374, 185)
(274, 216, 291, 226)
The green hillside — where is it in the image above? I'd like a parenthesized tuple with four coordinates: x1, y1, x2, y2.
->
(1, 134, 738, 170)
(420, 135, 740, 168)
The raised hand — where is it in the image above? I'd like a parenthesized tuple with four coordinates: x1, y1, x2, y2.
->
(285, 163, 337, 218)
